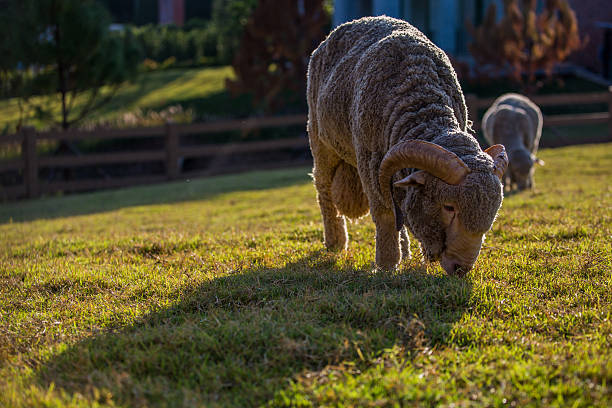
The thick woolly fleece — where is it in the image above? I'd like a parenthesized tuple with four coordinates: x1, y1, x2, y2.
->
(482, 93, 543, 188)
(307, 16, 503, 265)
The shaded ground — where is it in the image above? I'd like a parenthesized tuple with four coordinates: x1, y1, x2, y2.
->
(0, 167, 310, 223)
(36, 255, 471, 406)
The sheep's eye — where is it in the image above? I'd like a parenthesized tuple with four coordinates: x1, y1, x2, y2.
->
(443, 204, 455, 212)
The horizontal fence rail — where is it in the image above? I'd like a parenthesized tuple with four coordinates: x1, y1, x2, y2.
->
(465, 89, 612, 131)
(0, 114, 309, 200)
(1, 88, 611, 200)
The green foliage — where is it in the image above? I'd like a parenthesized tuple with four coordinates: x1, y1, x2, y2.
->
(97, 0, 256, 67)
(210, 0, 258, 64)
(129, 22, 219, 66)
(0, 0, 142, 129)
(110, 0, 260, 69)
(0, 143, 610, 406)
(0, 0, 41, 123)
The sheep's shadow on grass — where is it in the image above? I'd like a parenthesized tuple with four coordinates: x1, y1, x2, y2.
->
(35, 252, 472, 406)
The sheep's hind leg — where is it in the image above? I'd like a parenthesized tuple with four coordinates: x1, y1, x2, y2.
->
(311, 139, 347, 252)
(400, 227, 410, 261)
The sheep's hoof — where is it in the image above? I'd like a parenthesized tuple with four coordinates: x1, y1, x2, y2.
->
(376, 246, 401, 271)
(374, 260, 400, 273)
(375, 257, 399, 271)
(325, 241, 346, 252)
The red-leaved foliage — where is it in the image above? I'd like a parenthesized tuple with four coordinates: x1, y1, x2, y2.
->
(467, 0, 586, 90)
(226, 0, 329, 112)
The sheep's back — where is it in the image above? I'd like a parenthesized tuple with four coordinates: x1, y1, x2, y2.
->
(308, 17, 404, 164)
(484, 94, 543, 153)
(307, 16, 467, 160)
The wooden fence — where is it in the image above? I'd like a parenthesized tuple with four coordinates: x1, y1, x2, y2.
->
(465, 89, 612, 130)
(0, 114, 309, 200)
(1, 87, 611, 200)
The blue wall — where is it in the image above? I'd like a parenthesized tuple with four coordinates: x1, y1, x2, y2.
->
(332, 0, 500, 55)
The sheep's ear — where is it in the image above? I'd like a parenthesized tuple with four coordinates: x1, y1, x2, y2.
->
(530, 154, 545, 166)
(394, 170, 427, 187)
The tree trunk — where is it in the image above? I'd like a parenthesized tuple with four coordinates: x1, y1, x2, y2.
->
(55, 20, 69, 130)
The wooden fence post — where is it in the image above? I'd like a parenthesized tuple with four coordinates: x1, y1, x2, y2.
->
(165, 121, 179, 180)
(465, 94, 478, 131)
(608, 86, 612, 142)
(22, 126, 39, 198)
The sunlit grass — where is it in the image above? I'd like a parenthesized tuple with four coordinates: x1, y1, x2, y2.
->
(0, 143, 610, 407)
(0, 66, 236, 133)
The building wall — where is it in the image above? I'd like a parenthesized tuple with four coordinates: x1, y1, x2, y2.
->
(332, 0, 470, 55)
(372, 0, 400, 17)
(567, 0, 612, 74)
(429, 0, 459, 53)
(159, 0, 184, 26)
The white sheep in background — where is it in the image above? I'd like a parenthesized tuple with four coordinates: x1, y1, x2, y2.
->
(482, 93, 544, 190)
(307, 16, 508, 274)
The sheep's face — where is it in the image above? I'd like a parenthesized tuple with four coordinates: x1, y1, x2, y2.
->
(399, 170, 503, 276)
(508, 149, 535, 190)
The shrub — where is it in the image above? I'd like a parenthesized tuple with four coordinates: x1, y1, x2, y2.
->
(125, 1, 259, 69)
(130, 22, 219, 67)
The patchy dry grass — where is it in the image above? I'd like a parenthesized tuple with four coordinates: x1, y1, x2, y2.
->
(0, 143, 610, 407)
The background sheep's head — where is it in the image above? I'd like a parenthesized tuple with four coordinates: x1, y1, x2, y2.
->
(379, 140, 507, 276)
(507, 148, 544, 190)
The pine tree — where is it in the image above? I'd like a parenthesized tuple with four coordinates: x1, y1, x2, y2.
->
(0, 0, 142, 130)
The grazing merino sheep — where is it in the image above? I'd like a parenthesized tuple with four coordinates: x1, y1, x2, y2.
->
(482, 93, 544, 190)
(307, 16, 508, 274)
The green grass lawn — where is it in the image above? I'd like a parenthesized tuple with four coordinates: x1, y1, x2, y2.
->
(1, 143, 610, 407)
(0, 66, 252, 133)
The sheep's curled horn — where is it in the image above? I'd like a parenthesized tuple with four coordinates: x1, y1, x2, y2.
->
(483, 144, 509, 180)
(378, 140, 508, 231)
(379, 140, 470, 231)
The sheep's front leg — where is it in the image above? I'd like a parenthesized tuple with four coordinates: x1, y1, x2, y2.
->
(310, 138, 347, 252)
(355, 150, 401, 269)
(528, 172, 535, 190)
(371, 208, 401, 270)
